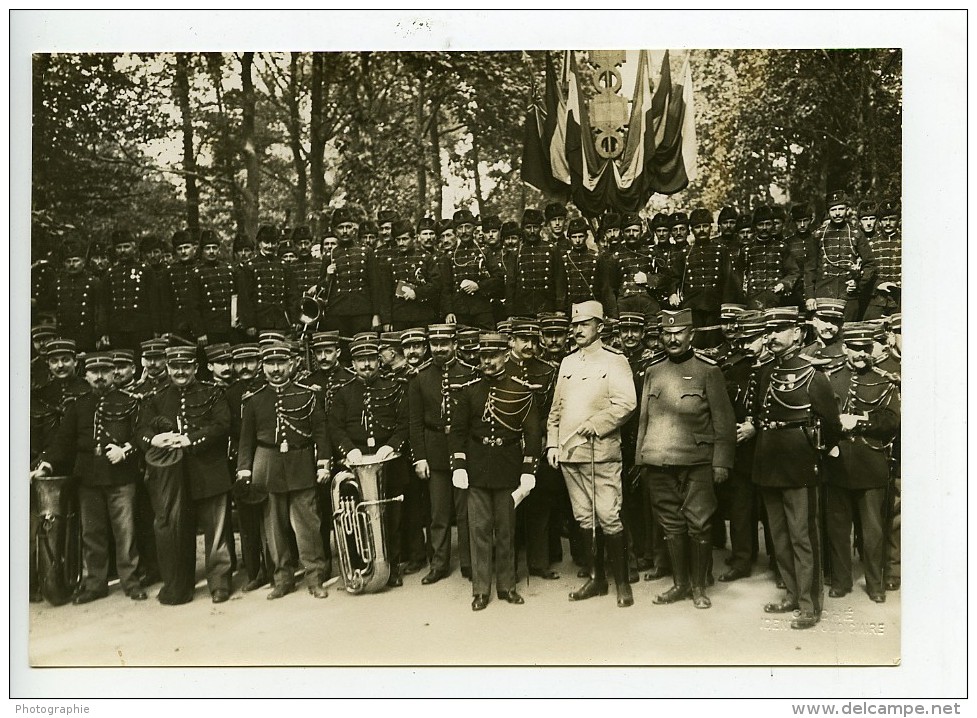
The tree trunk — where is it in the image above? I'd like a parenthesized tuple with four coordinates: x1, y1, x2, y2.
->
(289, 52, 308, 225)
(471, 133, 485, 217)
(309, 52, 325, 221)
(429, 102, 442, 219)
(174, 53, 200, 236)
(240, 52, 259, 238)
(205, 54, 246, 239)
(415, 76, 427, 223)
(32, 54, 51, 212)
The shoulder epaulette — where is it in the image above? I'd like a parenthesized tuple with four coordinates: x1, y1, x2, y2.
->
(414, 358, 433, 372)
(118, 388, 143, 401)
(601, 345, 624, 355)
(798, 353, 832, 367)
(752, 355, 775, 369)
(646, 353, 668, 368)
(293, 381, 318, 393)
(693, 350, 719, 366)
(456, 376, 480, 389)
(873, 367, 902, 386)
(242, 384, 268, 402)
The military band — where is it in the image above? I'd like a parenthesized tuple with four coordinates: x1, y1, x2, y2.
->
(27, 196, 902, 632)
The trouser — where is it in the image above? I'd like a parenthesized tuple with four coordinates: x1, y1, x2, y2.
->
(621, 463, 648, 564)
(523, 461, 561, 571)
(77, 483, 140, 593)
(761, 485, 823, 615)
(428, 469, 470, 573)
(265, 487, 327, 588)
(238, 498, 272, 582)
(133, 479, 159, 582)
(315, 483, 334, 579)
(561, 461, 624, 534)
(146, 463, 196, 604)
(401, 469, 430, 566)
(886, 477, 901, 581)
(468, 485, 516, 596)
(826, 485, 886, 594)
(720, 467, 757, 571)
(642, 464, 716, 539)
(382, 456, 409, 569)
(194, 492, 233, 594)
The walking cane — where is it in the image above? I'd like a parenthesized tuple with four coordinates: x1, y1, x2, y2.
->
(590, 435, 597, 581)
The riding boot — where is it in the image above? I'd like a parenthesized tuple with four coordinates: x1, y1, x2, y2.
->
(605, 531, 633, 607)
(690, 537, 712, 609)
(569, 530, 608, 601)
(654, 534, 691, 604)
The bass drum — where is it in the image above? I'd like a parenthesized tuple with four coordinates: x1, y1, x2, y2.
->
(31, 475, 83, 606)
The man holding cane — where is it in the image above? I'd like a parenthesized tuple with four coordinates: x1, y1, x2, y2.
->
(546, 301, 637, 608)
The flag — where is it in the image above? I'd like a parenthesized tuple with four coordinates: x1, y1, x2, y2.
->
(645, 51, 697, 195)
(520, 52, 570, 199)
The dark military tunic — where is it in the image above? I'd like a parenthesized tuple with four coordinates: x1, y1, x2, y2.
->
(284, 257, 322, 325)
(31, 376, 91, 467)
(237, 253, 289, 331)
(506, 239, 565, 316)
(604, 246, 672, 318)
(317, 244, 385, 320)
(409, 359, 476, 473)
(380, 248, 442, 328)
(742, 239, 799, 309)
(804, 221, 877, 306)
(561, 246, 601, 309)
(48, 271, 102, 351)
(196, 259, 237, 339)
(304, 364, 356, 413)
(440, 240, 505, 324)
(329, 376, 409, 458)
(101, 259, 160, 342)
(160, 260, 201, 337)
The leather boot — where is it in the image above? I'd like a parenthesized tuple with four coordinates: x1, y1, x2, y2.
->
(690, 537, 712, 609)
(605, 532, 633, 607)
(569, 530, 608, 601)
(654, 535, 691, 604)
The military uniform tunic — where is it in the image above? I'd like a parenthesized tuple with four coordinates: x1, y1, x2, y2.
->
(160, 260, 201, 337)
(196, 259, 237, 340)
(380, 248, 442, 328)
(506, 239, 565, 316)
(317, 244, 385, 323)
(440, 241, 505, 326)
(101, 260, 160, 347)
(48, 272, 103, 351)
(804, 221, 877, 317)
(742, 239, 799, 309)
(237, 253, 289, 331)
(285, 257, 322, 325)
(604, 247, 671, 318)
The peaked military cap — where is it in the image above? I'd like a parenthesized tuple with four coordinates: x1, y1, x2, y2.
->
(258, 330, 287, 347)
(85, 352, 114, 371)
(204, 343, 232, 364)
(310, 331, 341, 349)
(400, 327, 427, 345)
(659, 309, 694, 331)
(350, 333, 380, 357)
(231, 343, 261, 360)
(813, 297, 847, 319)
(165, 346, 196, 364)
(32, 324, 59, 344)
(720, 303, 748, 320)
(478, 332, 508, 353)
(539, 313, 570, 332)
(510, 319, 540, 338)
(112, 349, 136, 364)
(617, 312, 645, 329)
(457, 327, 480, 351)
(260, 341, 291, 361)
(140, 338, 168, 358)
(43, 338, 77, 357)
(841, 323, 876, 346)
(571, 300, 605, 324)
(887, 313, 902, 333)
(496, 319, 513, 336)
(427, 323, 457, 340)
(763, 306, 800, 328)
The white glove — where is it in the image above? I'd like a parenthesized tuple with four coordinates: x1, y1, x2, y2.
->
(519, 474, 536, 492)
(452, 469, 469, 490)
(401, 286, 416, 300)
(326, 263, 337, 276)
(735, 421, 756, 444)
(316, 468, 330, 484)
(375, 444, 395, 461)
(668, 293, 681, 307)
(31, 461, 53, 480)
(839, 414, 861, 432)
(633, 271, 648, 286)
(460, 279, 479, 294)
(345, 448, 364, 465)
(414, 459, 430, 480)
(877, 281, 898, 293)
(104, 443, 127, 465)
(773, 283, 785, 294)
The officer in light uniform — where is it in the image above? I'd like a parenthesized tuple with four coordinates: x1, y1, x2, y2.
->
(546, 300, 637, 608)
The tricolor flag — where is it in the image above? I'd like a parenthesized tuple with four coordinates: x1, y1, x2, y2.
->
(521, 50, 698, 216)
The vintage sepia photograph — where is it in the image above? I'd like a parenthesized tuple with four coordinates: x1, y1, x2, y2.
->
(10, 8, 967, 704)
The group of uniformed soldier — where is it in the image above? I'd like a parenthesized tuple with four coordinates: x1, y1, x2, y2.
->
(28, 190, 901, 628)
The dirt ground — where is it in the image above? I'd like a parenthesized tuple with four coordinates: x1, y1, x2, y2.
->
(25, 531, 899, 670)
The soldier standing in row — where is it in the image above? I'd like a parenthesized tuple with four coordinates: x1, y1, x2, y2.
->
(329, 334, 410, 587)
(547, 301, 637, 608)
(743, 206, 800, 311)
(160, 230, 200, 340)
(823, 324, 901, 603)
(408, 324, 477, 583)
(46, 239, 102, 352)
(506, 209, 565, 317)
(381, 219, 442, 331)
(441, 209, 504, 329)
(33, 352, 147, 603)
(137, 346, 233, 605)
(451, 332, 540, 611)
(237, 342, 332, 600)
(605, 212, 670, 319)
(561, 217, 601, 311)
(195, 230, 237, 347)
(752, 307, 842, 630)
(285, 225, 322, 331)
(863, 199, 902, 320)
(238, 224, 290, 336)
(635, 309, 736, 610)
(100, 229, 160, 354)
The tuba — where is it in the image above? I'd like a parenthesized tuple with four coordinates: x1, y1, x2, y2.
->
(30, 474, 83, 606)
(332, 452, 405, 594)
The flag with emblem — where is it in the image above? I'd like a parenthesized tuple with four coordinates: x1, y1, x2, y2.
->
(520, 52, 572, 200)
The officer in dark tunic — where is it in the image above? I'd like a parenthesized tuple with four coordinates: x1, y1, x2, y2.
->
(717, 206, 744, 277)
(33, 353, 147, 603)
(136, 346, 233, 605)
(237, 342, 331, 600)
(441, 209, 505, 330)
(823, 323, 900, 603)
(100, 229, 160, 355)
(194, 229, 237, 347)
(160, 230, 201, 340)
(450, 332, 541, 611)
(238, 224, 290, 336)
(603, 212, 672, 320)
(786, 201, 815, 310)
(317, 207, 385, 335)
(561, 217, 602, 311)
(408, 324, 477, 583)
(44, 239, 102, 352)
(380, 219, 442, 331)
(863, 199, 902, 320)
(544, 202, 570, 252)
(329, 333, 411, 587)
(752, 307, 843, 629)
(804, 190, 877, 321)
(506, 208, 566, 317)
(284, 225, 322, 332)
(742, 206, 800, 311)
